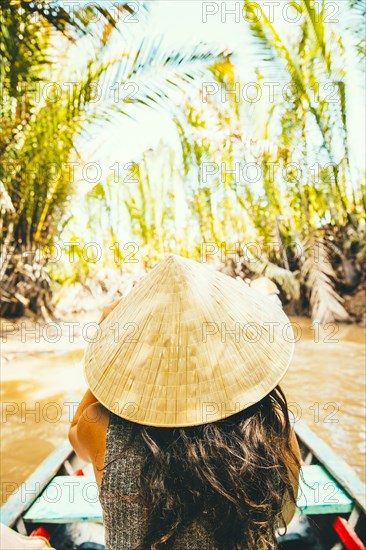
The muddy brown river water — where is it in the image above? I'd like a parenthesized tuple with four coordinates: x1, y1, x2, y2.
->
(1, 316, 365, 504)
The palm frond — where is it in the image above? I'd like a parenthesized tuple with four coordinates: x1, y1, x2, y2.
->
(243, 0, 306, 97)
(96, 41, 228, 113)
(346, 0, 366, 62)
(301, 237, 350, 323)
(18, 0, 142, 39)
(241, 244, 300, 299)
(302, 0, 331, 70)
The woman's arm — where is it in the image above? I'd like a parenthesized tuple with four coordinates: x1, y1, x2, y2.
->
(68, 298, 122, 461)
(70, 389, 98, 430)
(68, 390, 102, 461)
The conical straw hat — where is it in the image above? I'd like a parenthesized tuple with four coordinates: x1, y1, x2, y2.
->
(84, 255, 294, 427)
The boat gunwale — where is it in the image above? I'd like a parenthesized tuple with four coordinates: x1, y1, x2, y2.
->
(1, 440, 73, 528)
(294, 420, 366, 514)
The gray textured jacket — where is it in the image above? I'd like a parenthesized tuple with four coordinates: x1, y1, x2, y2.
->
(99, 413, 217, 550)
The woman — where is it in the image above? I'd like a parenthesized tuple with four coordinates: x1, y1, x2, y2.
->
(70, 255, 300, 550)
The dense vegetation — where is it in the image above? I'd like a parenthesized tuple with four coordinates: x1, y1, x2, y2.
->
(1, 0, 365, 323)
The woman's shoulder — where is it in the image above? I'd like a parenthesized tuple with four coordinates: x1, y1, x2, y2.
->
(76, 402, 110, 462)
(81, 402, 110, 432)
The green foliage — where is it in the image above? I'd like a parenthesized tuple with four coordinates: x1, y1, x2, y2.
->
(113, 1, 364, 322)
(0, 1, 224, 252)
(1, 0, 364, 324)
(0, 0, 225, 316)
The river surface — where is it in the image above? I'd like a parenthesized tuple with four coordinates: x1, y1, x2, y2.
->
(1, 316, 365, 504)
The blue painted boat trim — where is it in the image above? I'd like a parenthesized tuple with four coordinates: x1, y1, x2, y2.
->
(294, 421, 366, 514)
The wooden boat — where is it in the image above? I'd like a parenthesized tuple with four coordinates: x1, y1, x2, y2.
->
(1, 421, 365, 550)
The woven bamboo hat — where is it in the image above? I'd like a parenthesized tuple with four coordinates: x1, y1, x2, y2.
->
(84, 255, 294, 427)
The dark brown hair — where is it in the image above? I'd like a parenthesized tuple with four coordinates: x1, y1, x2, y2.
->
(116, 386, 299, 550)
